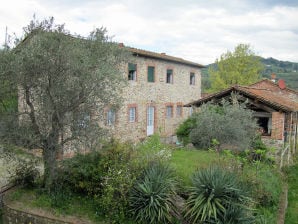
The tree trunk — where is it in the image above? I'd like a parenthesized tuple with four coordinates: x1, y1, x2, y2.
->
(42, 124, 60, 191)
(43, 146, 58, 190)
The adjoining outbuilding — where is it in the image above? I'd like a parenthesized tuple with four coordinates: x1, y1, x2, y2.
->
(185, 78, 298, 151)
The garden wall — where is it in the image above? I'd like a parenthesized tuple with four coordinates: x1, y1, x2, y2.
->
(2, 204, 71, 224)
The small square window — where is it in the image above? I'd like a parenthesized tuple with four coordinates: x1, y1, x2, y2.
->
(166, 69, 173, 84)
(107, 109, 116, 125)
(129, 107, 136, 122)
(190, 73, 195, 85)
(148, 66, 155, 82)
(176, 105, 182, 117)
(128, 63, 137, 81)
(166, 105, 173, 118)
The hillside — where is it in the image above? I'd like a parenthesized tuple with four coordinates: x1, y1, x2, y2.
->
(202, 57, 298, 91)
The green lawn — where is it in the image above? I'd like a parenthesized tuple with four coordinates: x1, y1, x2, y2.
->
(285, 164, 298, 223)
(170, 148, 220, 186)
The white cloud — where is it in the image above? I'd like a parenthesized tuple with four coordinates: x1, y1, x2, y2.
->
(0, 0, 298, 65)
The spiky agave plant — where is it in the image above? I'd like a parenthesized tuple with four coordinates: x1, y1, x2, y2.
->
(184, 166, 253, 224)
(129, 162, 178, 224)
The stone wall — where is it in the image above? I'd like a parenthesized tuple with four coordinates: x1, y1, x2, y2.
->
(2, 205, 71, 224)
(112, 56, 201, 142)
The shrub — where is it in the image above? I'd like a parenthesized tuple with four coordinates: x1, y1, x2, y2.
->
(129, 162, 178, 224)
(95, 140, 140, 222)
(189, 101, 258, 150)
(184, 166, 253, 223)
(56, 150, 103, 195)
(10, 158, 40, 188)
(176, 116, 196, 145)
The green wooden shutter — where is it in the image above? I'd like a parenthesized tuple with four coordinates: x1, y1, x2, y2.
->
(148, 66, 155, 82)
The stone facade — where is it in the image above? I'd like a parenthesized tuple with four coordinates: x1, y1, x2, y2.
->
(17, 37, 203, 145)
(108, 51, 202, 142)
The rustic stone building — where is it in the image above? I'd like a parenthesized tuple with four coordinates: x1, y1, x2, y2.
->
(107, 46, 204, 142)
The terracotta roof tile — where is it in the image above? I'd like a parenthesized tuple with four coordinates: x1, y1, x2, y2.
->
(127, 47, 205, 68)
(186, 79, 298, 112)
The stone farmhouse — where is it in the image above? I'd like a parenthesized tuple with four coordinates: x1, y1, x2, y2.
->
(107, 45, 204, 142)
(17, 31, 204, 145)
(186, 78, 298, 150)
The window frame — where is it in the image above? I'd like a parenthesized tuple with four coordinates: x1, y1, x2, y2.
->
(176, 105, 183, 117)
(128, 106, 137, 123)
(107, 109, 116, 126)
(128, 63, 137, 81)
(166, 69, 173, 84)
(190, 72, 195, 85)
(166, 105, 174, 118)
(147, 66, 155, 83)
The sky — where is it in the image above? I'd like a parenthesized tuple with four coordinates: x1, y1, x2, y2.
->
(1, 0, 298, 65)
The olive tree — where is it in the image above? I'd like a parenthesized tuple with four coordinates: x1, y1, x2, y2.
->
(1, 17, 129, 190)
(189, 100, 259, 151)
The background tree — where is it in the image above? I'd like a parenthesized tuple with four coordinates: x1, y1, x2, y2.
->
(1, 17, 129, 190)
(209, 44, 264, 92)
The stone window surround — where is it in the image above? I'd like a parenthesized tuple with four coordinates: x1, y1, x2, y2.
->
(166, 68, 174, 84)
(176, 102, 183, 117)
(127, 103, 138, 123)
(128, 63, 137, 81)
(165, 102, 174, 118)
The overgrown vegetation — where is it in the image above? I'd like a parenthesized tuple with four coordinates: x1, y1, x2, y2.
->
(4, 135, 283, 224)
(284, 164, 298, 223)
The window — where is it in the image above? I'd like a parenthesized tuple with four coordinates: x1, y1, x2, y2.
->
(107, 109, 116, 125)
(190, 72, 195, 85)
(189, 107, 193, 116)
(166, 69, 173, 84)
(129, 107, 136, 122)
(176, 105, 183, 117)
(128, 63, 137, 81)
(166, 105, 173, 118)
(148, 66, 155, 82)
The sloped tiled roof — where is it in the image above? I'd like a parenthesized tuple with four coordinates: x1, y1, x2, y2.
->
(127, 47, 205, 68)
(186, 79, 298, 112)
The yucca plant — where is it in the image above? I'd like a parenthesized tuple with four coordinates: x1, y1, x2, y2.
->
(129, 162, 178, 224)
(184, 166, 252, 224)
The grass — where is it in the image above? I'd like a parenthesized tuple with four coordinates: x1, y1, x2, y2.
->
(170, 148, 219, 185)
(5, 188, 103, 223)
(285, 164, 298, 223)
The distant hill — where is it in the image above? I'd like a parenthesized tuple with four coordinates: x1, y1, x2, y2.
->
(202, 57, 298, 91)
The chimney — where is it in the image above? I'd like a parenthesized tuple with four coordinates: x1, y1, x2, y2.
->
(271, 73, 276, 83)
(119, 43, 124, 47)
(278, 79, 286, 89)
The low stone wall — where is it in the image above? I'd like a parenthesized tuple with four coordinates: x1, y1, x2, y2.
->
(2, 205, 71, 224)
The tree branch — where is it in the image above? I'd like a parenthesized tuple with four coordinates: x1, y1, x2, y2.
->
(24, 86, 41, 138)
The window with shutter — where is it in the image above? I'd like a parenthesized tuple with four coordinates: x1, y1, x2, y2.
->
(148, 66, 155, 82)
